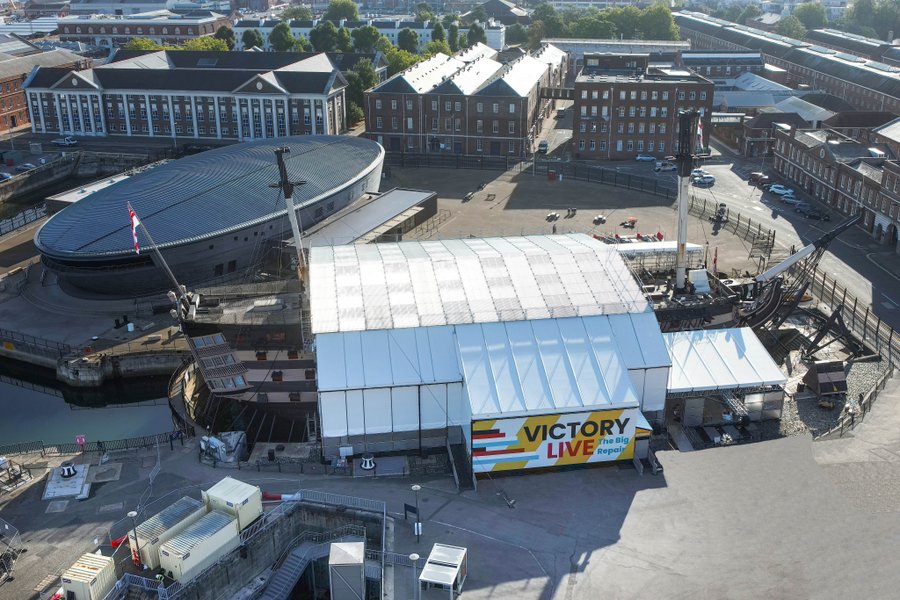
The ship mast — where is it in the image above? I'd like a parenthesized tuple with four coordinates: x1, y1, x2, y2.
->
(674, 110, 700, 293)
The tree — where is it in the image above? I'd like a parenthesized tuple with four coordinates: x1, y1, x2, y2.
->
(723, 4, 743, 22)
(432, 21, 445, 43)
(606, 6, 641, 38)
(269, 22, 296, 51)
(398, 28, 419, 53)
(213, 26, 235, 50)
(415, 2, 434, 24)
(527, 20, 545, 50)
(470, 6, 488, 23)
(281, 5, 312, 21)
(347, 102, 364, 125)
(737, 4, 762, 24)
(385, 48, 419, 76)
(123, 37, 164, 50)
(532, 2, 565, 36)
(323, 0, 359, 22)
(181, 37, 229, 51)
(422, 40, 452, 56)
(310, 21, 339, 51)
(793, 2, 827, 29)
(241, 28, 264, 50)
(345, 58, 378, 108)
(506, 23, 528, 44)
(448, 23, 460, 51)
(442, 13, 459, 27)
(294, 35, 312, 52)
(352, 25, 381, 52)
(638, 4, 678, 40)
(467, 23, 487, 45)
(776, 15, 807, 38)
(572, 16, 616, 39)
(337, 27, 353, 52)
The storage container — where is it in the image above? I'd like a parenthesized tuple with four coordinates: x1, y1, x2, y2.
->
(159, 511, 239, 583)
(201, 476, 263, 531)
(129, 496, 205, 569)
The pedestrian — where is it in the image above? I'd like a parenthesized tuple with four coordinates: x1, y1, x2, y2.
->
(552, 224, 557, 234)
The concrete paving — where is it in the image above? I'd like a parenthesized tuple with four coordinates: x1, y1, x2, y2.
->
(4, 385, 900, 600)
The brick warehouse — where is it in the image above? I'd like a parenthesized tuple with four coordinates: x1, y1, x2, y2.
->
(0, 49, 87, 134)
(571, 53, 713, 160)
(364, 43, 566, 156)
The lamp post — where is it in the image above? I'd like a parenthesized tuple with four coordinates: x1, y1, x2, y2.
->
(411, 484, 421, 543)
(127, 510, 142, 570)
(409, 553, 420, 600)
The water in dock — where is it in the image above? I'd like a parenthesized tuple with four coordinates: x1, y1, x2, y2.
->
(0, 358, 175, 446)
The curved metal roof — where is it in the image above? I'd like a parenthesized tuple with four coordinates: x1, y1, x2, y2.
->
(36, 136, 384, 258)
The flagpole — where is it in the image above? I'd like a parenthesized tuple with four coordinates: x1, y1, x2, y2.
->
(127, 201, 183, 296)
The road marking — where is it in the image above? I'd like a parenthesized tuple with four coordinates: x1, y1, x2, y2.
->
(882, 294, 899, 308)
(752, 206, 763, 211)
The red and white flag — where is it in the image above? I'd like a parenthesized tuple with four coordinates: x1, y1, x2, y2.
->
(128, 205, 140, 254)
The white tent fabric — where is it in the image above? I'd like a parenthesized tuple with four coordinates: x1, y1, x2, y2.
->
(663, 328, 787, 394)
(315, 326, 461, 392)
(456, 317, 641, 419)
(309, 234, 650, 334)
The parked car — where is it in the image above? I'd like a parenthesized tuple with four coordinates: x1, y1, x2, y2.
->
(691, 168, 709, 177)
(51, 136, 78, 147)
(768, 184, 795, 196)
(756, 175, 771, 186)
(792, 202, 813, 212)
(14, 163, 36, 173)
(692, 175, 716, 186)
(635, 154, 656, 161)
(781, 195, 804, 206)
(0, 172, 12, 181)
(537, 140, 549, 154)
(655, 161, 676, 172)
(555, 108, 566, 118)
(799, 208, 831, 221)
(748, 172, 765, 184)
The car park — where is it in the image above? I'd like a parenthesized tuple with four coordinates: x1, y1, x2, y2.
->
(14, 163, 36, 173)
(537, 140, 549, 154)
(768, 184, 795, 196)
(635, 154, 656, 161)
(655, 161, 676, 172)
(692, 175, 716, 186)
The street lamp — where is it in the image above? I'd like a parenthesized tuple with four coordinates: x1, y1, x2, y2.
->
(411, 484, 421, 543)
(127, 510, 142, 570)
(409, 553, 420, 600)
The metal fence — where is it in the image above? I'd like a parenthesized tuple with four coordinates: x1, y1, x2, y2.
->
(0, 326, 71, 360)
(0, 428, 194, 458)
(686, 196, 776, 255)
(0, 205, 46, 238)
(808, 266, 900, 368)
(823, 366, 895, 439)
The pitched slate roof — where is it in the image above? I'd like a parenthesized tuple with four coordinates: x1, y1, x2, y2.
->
(0, 48, 82, 82)
(372, 53, 463, 94)
(744, 112, 810, 130)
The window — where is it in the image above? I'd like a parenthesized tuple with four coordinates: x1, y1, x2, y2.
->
(476, 119, 483, 133)
(590, 140, 596, 151)
(601, 123, 608, 133)
(648, 141, 654, 151)
(616, 140, 623, 151)
(599, 141, 606, 151)
(578, 139, 585, 150)
(649, 124, 656, 134)
(700, 91, 707, 100)
(444, 117, 451, 130)
(431, 118, 438, 131)
(509, 142, 516, 154)
(476, 138, 483, 152)
(476, 102, 483, 112)
(641, 91, 647, 100)
(455, 102, 461, 111)
(509, 103, 515, 113)
(375, 99, 382, 109)
(508, 121, 515, 134)
(650, 107, 657, 117)
(658, 142, 664, 152)
(391, 99, 397, 110)
(454, 118, 460, 131)
(406, 117, 413, 129)
(659, 124, 666, 134)
(652, 91, 658, 100)
(591, 91, 598, 100)
(638, 123, 645, 133)
(637, 141, 644, 151)
(630, 91, 637, 100)
(640, 107, 646, 117)
(627, 140, 634, 151)
(492, 103, 499, 113)
(603, 90, 609, 99)
(617, 107, 625, 117)
(678, 91, 685, 100)
(629, 107, 635, 117)
(619, 91, 626, 100)
(431, 100, 437, 110)
(689, 91, 696, 100)
(222, 127, 229, 135)
(445, 101, 451, 111)
(628, 123, 634, 133)
(617, 123, 624, 134)
(581, 90, 588, 99)
(579, 123, 586, 133)
(493, 120, 499, 133)
(661, 107, 668, 117)
(662, 92, 669, 100)
(391, 117, 397, 129)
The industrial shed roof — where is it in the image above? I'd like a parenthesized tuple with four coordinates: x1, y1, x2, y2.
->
(663, 328, 787, 394)
(160, 511, 235, 557)
(35, 136, 383, 258)
(135, 496, 203, 540)
(309, 234, 650, 335)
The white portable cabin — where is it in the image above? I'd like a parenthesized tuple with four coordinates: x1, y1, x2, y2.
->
(60, 553, 116, 600)
(158, 511, 239, 583)
(129, 496, 206, 569)
(201, 476, 263, 531)
(328, 541, 366, 600)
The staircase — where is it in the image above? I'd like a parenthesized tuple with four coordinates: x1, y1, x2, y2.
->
(257, 525, 365, 600)
(448, 442, 475, 491)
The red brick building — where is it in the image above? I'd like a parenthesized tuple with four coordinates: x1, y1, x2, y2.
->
(571, 53, 714, 160)
(0, 49, 88, 133)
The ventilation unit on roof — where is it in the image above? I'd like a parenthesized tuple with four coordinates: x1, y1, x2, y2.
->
(869, 148, 886, 158)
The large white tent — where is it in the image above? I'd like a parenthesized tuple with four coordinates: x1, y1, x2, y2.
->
(311, 234, 671, 472)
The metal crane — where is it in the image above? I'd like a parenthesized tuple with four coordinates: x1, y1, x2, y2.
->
(739, 214, 861, 330)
